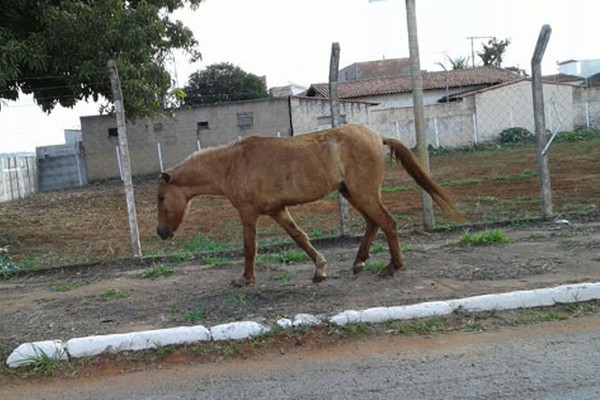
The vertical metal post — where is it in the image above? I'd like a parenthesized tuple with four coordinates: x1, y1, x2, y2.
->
(107, 59, 142, 257)
(531, 25, 553, 218)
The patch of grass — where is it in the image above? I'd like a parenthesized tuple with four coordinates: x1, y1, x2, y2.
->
(328, 322, 373, 338)
(309, 228, 326, 239)
(364, 261, 387, 273)
(456, 229, 516, 246)
(441, 177, 483, 187)
(412, 316, 445, 334)
(566, 302, 599, 317)
(0, 246, 20, 279)
(141, 264, 175, 278)
(256, 250, 307, 266)
(183, 234, 231, 253)
(54, 283, 77, 292)
(185, 307, 207, 323)
(203, 255, 230, 265)
(387, 316, 445, 335)
(276, 250, 309, 264)
(20, 347, 66, 376)
(494, 169, 537, 182)
(554, 127, 599, 143)
(267, 270, 293, 282)
(100, 288, 131, 301)
(513, 309, 564, 326)
(371, 243, 387, 254)
(216, 341, 243, 358)
(381, 185, 414, 193)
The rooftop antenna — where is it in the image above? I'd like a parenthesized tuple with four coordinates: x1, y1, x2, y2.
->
(466, 36, 492, 68)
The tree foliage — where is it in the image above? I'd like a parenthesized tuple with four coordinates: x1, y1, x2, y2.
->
(183, 62, 268, 106)
(437, 55, 470, 71)
(0, 0, 202, 118)
(477, 37, 511, 67)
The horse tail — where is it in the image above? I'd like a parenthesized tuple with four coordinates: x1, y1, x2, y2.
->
(383, 137, 457, 215)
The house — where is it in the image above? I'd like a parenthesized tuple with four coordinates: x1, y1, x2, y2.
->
(558, 59, 600, 78)
(304, 66, 521, 108)
(338, 58, 413, 82)
(79, 58, 600, 183)
(80, 96, 372, 181)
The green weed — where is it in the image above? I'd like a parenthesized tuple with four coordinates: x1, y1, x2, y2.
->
(267, 270, 293, 282)
(185, 307, 207, 323)
(100, 288, 131, 301)
(328, 322, 373, 338)
(54, 283, 77, 292)
(456, 229, 516, 246)
(141, 264, 175, 278)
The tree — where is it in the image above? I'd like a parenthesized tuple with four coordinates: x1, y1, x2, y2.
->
(437, 55, 470, 71)
(477, 37, 511, 67)
(183, 63, 268, 106)
(0, 0, 202, 119)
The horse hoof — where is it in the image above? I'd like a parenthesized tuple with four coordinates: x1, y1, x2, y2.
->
(231, 277, 255, 287)
(313, 274, 327, 283)
(353, 263, 364, 275)
(378, 265, 395, 278)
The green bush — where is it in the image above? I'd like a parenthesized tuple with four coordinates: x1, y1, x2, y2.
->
(499, 127, 534, 144)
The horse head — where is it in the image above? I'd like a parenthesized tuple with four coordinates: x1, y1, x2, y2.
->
(156, 172, 189, 240)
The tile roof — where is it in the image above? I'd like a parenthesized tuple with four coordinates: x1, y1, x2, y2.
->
(305, 66, 521, 99)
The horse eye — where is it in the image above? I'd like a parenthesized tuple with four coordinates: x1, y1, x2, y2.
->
(158, 195, 164, 202)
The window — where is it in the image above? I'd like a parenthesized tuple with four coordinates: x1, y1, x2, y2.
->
(197, 121, 209, 134)
(108, 128, 118, 138)
(237, 112, 253, 128)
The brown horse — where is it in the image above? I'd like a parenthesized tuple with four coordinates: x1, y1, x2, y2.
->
(157, 124, 455, 286)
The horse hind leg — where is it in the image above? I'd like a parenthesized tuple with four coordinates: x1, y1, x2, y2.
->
(269, 208, 328, 283)
(345, 190, 404, 277)
(341, 189, 378, 274)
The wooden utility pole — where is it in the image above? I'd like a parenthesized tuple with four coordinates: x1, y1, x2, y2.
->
(328, 42, 350, 236)
(405, 0, 434, 229)
(531, 25, 553, 218)
(107, 59, 142, 257)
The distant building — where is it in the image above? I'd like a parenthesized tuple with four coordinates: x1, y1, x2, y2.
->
(305, 66, 520, 108)
(558, 59, 600, 78)
(338, 58, 414, 82)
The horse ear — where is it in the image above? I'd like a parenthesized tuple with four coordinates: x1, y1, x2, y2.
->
(160, 172, 171, 184)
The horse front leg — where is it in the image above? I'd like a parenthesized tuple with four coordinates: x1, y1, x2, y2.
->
(232, 212, 259, 287)
(269, 209, 328, 283)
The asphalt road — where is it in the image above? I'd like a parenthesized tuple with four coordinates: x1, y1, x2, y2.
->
(3, 313, 600, 400)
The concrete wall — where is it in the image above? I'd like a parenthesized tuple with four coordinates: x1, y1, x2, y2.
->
(290, 97, 371, 134)
(474, 80, 575, 143)
(369, 97, 476, 148)
(575, 86, 600, 129)
(81, 98, 293, 181)
(36, 142, 87, 192)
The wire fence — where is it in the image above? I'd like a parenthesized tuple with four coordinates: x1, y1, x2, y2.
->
(1, 69, 600, 269)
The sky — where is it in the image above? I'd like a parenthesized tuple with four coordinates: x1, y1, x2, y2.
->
(1, 0, 599, 153)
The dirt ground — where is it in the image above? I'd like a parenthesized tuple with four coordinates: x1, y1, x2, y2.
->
(1, 138, 599, 367)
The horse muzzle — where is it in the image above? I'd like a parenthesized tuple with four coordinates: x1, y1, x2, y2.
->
(157, 226, 174, 240)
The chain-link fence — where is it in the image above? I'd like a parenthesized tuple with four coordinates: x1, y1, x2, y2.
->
(1, 75, 599, 269)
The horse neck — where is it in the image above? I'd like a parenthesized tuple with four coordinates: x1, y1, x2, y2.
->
(171, 148, 228, 198)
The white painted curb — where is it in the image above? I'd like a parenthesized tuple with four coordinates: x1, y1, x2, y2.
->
(210, 321, 269, 341)
(6, 282, 600, 368)
(67, 326, 211, 359)
(6, 340, 68, 368)
(329, 282, 600, 326)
